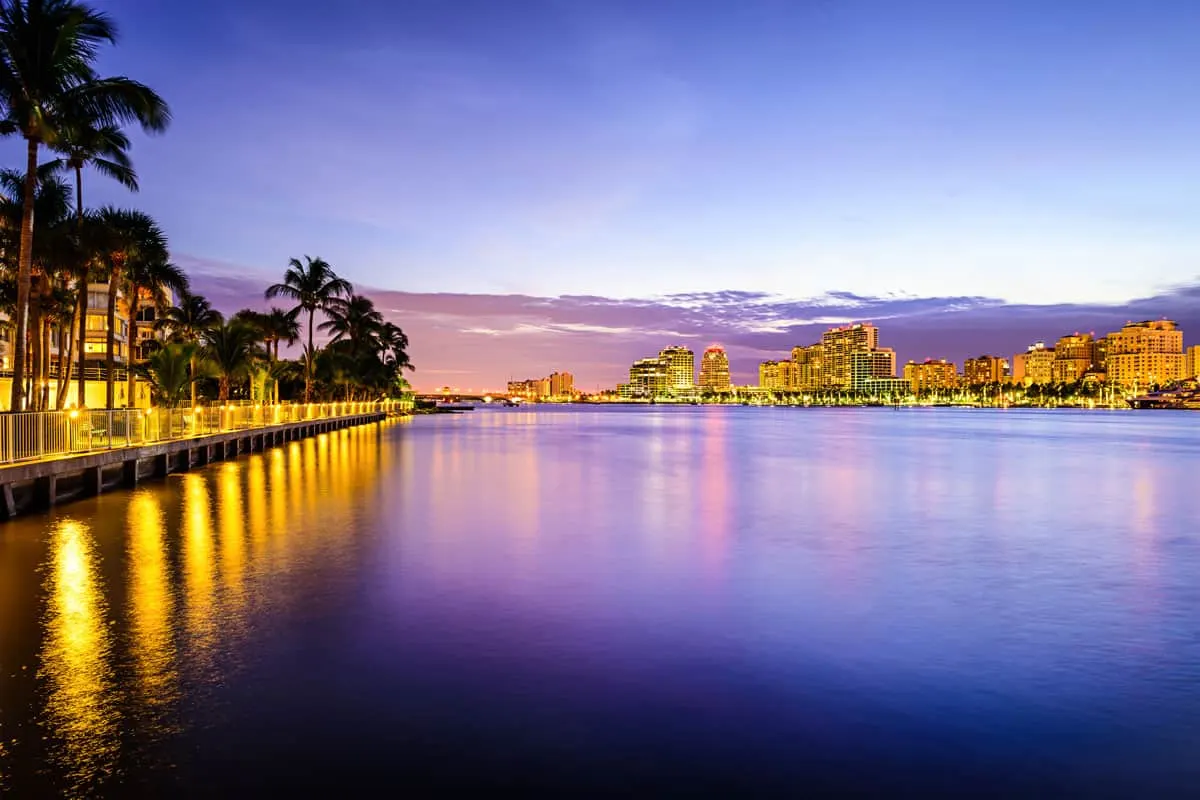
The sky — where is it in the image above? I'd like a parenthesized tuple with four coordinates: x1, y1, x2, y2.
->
(14, 0, 1200, 388)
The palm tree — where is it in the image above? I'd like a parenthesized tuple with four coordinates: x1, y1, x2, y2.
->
(135, 341, 198, 408)
(93, 207, 166, 408)
(125, 258, 187, 407)
(319, 294, 384, 357)
(158, 290, 222, 407)
(48, 120, 138, 408)
(201, 320, 259, 402)
(0, 0, 170, 410)
(264, 256, 351, 403)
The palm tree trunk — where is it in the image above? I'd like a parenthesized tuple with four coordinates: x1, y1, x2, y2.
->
(57, 313, 74, 410)
(9, 137, 38, 412)
(75, 166, 87, 409)
(305, 307, 314, 403)
(29, 305, 42, 411)
(190, 351, 198, 409)
(39, 314, 51, 410)
(105, 272, 119, 408)
(75, 273, 88, 407)
(127, 289, 139, 407)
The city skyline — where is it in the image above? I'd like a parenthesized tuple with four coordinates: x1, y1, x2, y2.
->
(189, 260, 1200, 390)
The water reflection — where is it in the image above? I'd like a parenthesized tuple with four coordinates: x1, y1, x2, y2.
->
(182, 473, 218, 669)
(127, 493, 178, 729)
(40, 519, 119, 791)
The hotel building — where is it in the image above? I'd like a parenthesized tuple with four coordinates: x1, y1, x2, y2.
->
(1012, 341, 1055, 385)
(1051, 333, 1097, 383)
(821, 323, 879, 389)
(1187, 345, 1200, 379)
(658, 346, 695, 392)
(791, 344, 823, 391)
(699, 345, 731, 392)
(849, 348, 895, 392)
(758, 360, 796, 391)
(630, 357, 668, 398)
(963, 355, 1009, 385)
(904, 359, 958, 393)
(1105, 320, 1186, 388)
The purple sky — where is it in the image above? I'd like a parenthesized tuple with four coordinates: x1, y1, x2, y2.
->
(13, 0, 1200, 389)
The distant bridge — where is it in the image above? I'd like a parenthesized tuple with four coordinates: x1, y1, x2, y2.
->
(413, 392, 516, 404)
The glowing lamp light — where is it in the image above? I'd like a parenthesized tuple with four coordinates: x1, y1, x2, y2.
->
(68, 409, 80, 420)
(192, 407, 201, 415)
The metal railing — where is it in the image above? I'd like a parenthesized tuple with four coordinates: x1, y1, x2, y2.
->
(0, 399, 411, 466)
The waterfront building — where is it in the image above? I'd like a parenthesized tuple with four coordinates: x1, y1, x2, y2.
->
(963, 355, 1009, 385)
(658, 346, 695, 392)
(1105, 320, 1186, 388)
(778, 359, 798, 391)
(549, 371, 574, 398)
(791, 344, 823, 391)
(863, 376, 910, 397)
(904, 359, 958, 394)
(1188, 345, 1200, 379)
(849, 348, 895, 393)
(699, 345, 731, 392)
(1012, 341, 1055, 385)
(821, 323, 879, 389)
(759, 360, 780, 390)
(1052, 333, 1097, 383)
(630, 357, 668, 398)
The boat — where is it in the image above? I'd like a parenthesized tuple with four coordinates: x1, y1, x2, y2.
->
(1127, 381, 1200, 410)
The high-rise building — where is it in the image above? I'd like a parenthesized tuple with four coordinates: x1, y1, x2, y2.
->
(759, 360, 795, 391)
(658, 346, 695, 392)
(1052, 333, 1097, 383)
(759, 360, 780, 390)
(1105, 320, 1186, 388)
(630, 357, 668, 398)
(1187, 344, 1200, 379)
(699, 345, 731, 392)
(791, 344, 823, 391)
(904, 359, 958, 393)
(963, 355, 1009, 385)
(821, 323, 879, 389)
(849, 348, 895, 392)
(549, 371, 574, 397)
(1013, 341, 1055, 385)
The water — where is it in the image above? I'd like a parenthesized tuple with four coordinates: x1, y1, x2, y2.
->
(1, 407, 1199, 796)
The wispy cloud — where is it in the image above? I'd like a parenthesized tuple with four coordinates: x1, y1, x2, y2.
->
(182, 254, 1200, 391)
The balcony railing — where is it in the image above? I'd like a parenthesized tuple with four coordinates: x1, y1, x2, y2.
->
(0, 400, 412, 466)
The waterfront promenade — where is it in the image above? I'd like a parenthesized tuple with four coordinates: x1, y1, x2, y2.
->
(0, 400, 408, 519)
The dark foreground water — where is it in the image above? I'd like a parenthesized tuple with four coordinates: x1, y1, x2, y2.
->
(2, 407, 1199, 796)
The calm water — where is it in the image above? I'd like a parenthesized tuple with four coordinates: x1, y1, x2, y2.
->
(1, 407, 1199, 796)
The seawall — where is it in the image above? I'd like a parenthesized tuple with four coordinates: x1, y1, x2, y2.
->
(0, 412, 385, 521)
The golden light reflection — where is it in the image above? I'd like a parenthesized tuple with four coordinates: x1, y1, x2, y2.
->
(218, 463, 248, 619)
(40, 518, 119, 790)
(181, 473, 217, 659)
(127, 493, 179, 725)
(246, 456, 268, 564)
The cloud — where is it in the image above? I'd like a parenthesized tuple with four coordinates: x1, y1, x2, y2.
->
(180, 254, 1200, 391)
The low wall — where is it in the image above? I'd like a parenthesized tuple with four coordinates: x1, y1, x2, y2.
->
(0, 412, 385, 521)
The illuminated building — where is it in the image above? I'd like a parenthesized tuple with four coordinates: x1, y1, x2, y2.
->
(778, 359, 798, 391)
(1052, 333, 1097, 383)
(1187, 345, 1200, 379)
(658, 346, 695, 392)
(699, 345, 731, 392)
(1012, 341, 1055, 385)
(821, 323, 879, 389)
(791, 344, 823, 391)
(849, 348, 895, 392)
(758, 360, 795, 391)
(549, 371, 574, 397)
(758, 360, 779, 390)
(864, 376, 910, 397)
(963, 355, 1009, 385)
(630, 357, 668, 398)
(1105, 320, 1185, 388)
(904, 359, 958, 393)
